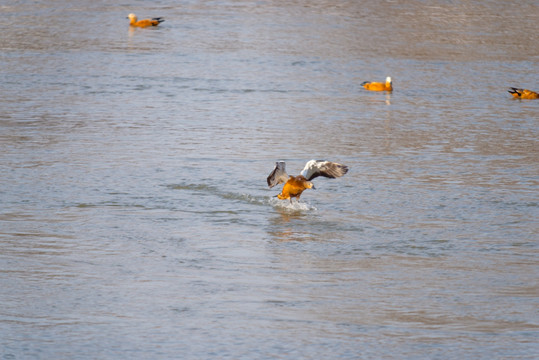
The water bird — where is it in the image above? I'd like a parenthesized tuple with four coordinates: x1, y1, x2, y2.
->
(127, 13, 164, 27)
(267, 160, 349, 203)
(361, 76, 393, 91)
(508, 87, 538, 100)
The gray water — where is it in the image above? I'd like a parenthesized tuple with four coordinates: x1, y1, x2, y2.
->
(1, 1, 538, 359)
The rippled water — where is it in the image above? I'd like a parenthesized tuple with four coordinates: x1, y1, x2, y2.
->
(1, 1, 538, 359)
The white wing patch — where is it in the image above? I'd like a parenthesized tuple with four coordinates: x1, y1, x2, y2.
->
(300, 160, 349, 181)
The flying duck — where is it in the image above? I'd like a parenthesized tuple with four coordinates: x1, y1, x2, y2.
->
(127, 13, 164, 28)
(267, 160, 349, 202)
(508, 87, 538, 100)
(361, 76, 393, 91)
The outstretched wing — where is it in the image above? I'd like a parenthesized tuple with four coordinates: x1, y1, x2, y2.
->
(300, 160, 349, 181)
(267, 161, 289, 188)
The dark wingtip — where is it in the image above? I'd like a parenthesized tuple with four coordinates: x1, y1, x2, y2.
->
(508, 87, 522, 97)
(336, 165, 349, 178)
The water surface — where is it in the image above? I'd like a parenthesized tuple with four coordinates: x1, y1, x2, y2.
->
(1, 0, 538, 359)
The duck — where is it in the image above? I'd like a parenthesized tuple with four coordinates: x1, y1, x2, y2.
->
(127, 13, 164, 28)
(361, 76, 393, 91)
(508, 87, 538, 100)
(267, 160, 349, 203)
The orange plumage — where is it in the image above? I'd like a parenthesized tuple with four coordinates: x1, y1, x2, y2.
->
(276, 175, 314, 201)
(127, 13, 164, 28)
(508, 87, 538, 100)
(361, 76, 393, 91)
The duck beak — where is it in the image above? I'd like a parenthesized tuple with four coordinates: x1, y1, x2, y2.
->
(311, 184, 316, 190)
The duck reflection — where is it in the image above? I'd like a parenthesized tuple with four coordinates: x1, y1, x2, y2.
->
(267, 206, 323, 242)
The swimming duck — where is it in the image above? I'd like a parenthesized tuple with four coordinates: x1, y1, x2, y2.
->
(127, 13, 164, 28)
(508, 87, 538, 100)
(267, 160, 349, 202)
(361, 76, 393, 91)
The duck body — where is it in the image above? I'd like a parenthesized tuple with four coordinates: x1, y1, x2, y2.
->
(361, 76, 392, 91)
(508, 87, 538, 99)
(277, 175, 314, 201)
(127, 13, 164, 27)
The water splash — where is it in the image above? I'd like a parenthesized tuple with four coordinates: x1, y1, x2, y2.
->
(268, 197, 317, 212)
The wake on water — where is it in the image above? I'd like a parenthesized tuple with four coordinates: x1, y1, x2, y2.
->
(213, 191, 317, 213)
(170, 183, 317, 212)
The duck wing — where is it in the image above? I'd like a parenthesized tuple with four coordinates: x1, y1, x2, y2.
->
(300, 160, 349, 181)
(267, 161, 289, 188)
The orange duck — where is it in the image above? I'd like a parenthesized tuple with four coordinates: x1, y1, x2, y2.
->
(267, 160, 349, 203)
(508, 87, 538, 100)
(361, 76, 392, 91)
(127, 13, 164, 28)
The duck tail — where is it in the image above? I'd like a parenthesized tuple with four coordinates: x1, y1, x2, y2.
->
(153, 17, 165, 23)
(508, 87, 524, 98)
(508, 87, 520, 94)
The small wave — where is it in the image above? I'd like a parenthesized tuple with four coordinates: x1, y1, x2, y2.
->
(169, 183, 269, 206)
(222, 192, 268, 206)
(169, 183, 218, 193)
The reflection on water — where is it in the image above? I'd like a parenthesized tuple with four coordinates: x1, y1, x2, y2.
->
(268, 205, 318, 242)
(1, 0, 538, 359)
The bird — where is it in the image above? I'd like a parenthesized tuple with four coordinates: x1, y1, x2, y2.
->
(508, 87, 538, 100)
(361, 76, 393, 91)
(127, 13, 164, 28)
(267, 160, 349, 203)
